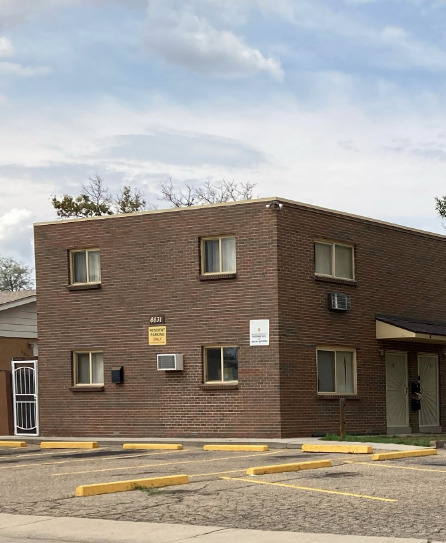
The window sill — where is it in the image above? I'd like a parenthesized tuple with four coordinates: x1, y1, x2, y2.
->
(200, 273, 237, 281)
(67, 283, 102, 291)
(70, 385, 105, 392)
(317, 394, 360, 400)
(315, 276, 357, 287)
(200, 383, 239, 391)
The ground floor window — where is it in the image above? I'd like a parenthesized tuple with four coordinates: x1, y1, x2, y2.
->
(74, 351, 104, 385)
(204, 346, 238, 383)
(317, 348, 355, 394)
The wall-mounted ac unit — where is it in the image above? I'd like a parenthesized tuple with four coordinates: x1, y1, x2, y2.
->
(157, 354, 183, 371)
(328, 292, 351, 311)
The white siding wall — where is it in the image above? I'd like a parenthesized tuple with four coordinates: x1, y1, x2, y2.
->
(0, 302, 37, 338)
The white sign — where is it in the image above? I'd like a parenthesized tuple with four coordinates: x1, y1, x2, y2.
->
(250, 319, 270, 346)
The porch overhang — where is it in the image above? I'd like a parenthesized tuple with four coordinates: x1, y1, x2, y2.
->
(376, 315, 446, 344)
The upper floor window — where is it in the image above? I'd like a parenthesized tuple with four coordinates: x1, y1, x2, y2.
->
(70, 249, 101, 284)
(73, 351, 104, 385)
(202, 236, 236, 275)
(314, 242, 354, 280)
(317, 348, 356, 394)
(204, 346, 238, 383)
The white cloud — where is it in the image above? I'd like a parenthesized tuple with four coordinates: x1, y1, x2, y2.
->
(144, 0, 283, 79)
(0, 37, 13, 57)
(0, 208, 34, 266)
(0, 61, 50, 76)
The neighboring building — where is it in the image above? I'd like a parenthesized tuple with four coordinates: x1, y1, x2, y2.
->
(0, 290, 37, 371)
(34, 198, 446, 438)
(0, 290, 37, 435)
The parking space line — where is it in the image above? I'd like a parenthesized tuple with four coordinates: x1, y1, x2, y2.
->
(220, 476, 397, 502)
(347, 461, 446, 473)
(2, 448, 110, 459)
(52, 450, 282, 477)
(0, 450, 179, 471)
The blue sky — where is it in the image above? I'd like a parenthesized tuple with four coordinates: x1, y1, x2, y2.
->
(2, 0, 446, 268)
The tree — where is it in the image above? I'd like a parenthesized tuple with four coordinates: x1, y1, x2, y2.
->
(0, 257, 34, 291)
(52, 176, 147, 218)
(160, 179, 256, 207)
(435, 195, 446, 220)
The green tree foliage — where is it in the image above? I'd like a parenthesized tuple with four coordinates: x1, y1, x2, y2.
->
(435, 195, 446, 220)
(52, 176, 147, 218)
(0, 257, 34, 291)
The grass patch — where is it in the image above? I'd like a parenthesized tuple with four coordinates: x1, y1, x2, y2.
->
(133, 485, 162, 495)
(321, 434, 439, 447)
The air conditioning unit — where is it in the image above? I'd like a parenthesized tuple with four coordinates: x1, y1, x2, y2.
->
(157, 354, 183, 371)
(328, 292, 351, 311)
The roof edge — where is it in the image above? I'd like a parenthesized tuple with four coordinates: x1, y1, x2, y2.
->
(34, 196, 446, 240)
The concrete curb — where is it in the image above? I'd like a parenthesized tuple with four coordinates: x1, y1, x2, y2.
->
(41, 441, 99, 449)
(246, 459, 332, 476)
(204, 445, 269, 452)
(123, 443, 183, 450)
(0, 514, 433, 542)
(75, 474, 189, 497)
(0, 440, 26, 447)
(372, 449, 437, 461)
(302, 444, 372, 454)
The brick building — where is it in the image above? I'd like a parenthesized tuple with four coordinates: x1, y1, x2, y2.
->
(33, 197, 446, 438)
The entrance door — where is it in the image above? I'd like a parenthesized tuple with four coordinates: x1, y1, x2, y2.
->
(11, 360, 39, 436)
(418, 354, 440, 431)
(385, 352, 410, 433)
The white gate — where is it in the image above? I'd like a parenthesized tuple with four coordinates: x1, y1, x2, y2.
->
(11, 359, 39, 436)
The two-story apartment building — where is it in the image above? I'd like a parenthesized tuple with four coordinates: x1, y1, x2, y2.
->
(33, 197, 446, 438)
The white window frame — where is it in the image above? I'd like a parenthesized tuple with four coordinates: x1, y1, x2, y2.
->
(316, 347, 356, 395)
(70, 248, 101, 285)
(314, 241, 355, 280)
(201, 236, 236, 275)
(204, 346, 239, 383)
(73, 351, 104, 385)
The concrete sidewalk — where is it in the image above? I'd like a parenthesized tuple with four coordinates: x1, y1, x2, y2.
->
(0, 435, 438, 451)
(0, 514, 440, 543)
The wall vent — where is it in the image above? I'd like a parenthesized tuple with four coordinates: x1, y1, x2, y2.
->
(328, 292, 351, 311)
(157, 354, 183, 371)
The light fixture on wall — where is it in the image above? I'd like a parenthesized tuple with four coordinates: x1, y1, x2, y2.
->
(265, 200, 283, 210)
(378, 349, 385, 357)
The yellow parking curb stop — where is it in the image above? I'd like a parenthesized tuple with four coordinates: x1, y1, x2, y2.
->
(123, 443, 183, 450)
(302, 444, 373, 454)
(40, 441, 99, 449)
(203, 445, 269, 452)
(247, 459, 332, 476)
(75, 474, 189, 496)
(372, 449, 437, 461)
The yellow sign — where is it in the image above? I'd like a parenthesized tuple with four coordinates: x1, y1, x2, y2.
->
(148, 326, 167, 345)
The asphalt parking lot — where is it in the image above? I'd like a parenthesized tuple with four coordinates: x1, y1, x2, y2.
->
(0, 444, 445, 541)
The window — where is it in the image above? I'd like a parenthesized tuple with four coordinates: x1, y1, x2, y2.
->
(317, 349, 355, 394)
(314, 242, 354, 280)
(202, 236, 236, 274)
(74, 351, 104, 385)
(204, 346, 238, 383)
(70, 249, 101, 284)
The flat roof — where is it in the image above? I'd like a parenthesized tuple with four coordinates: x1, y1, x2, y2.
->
(34, 196, 446, 241)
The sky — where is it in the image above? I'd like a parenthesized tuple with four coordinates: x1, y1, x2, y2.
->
(2, 0, 446, 270)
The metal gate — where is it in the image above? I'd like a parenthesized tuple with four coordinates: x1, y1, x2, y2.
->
(11, 360, 39, 436)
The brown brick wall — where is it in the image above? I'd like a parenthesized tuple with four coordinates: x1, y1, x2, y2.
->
(35, 202, 281, 437)
(277, 202, 446, 436)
